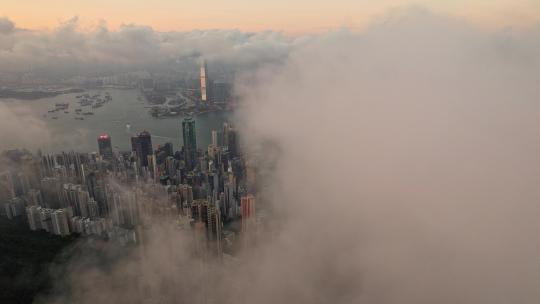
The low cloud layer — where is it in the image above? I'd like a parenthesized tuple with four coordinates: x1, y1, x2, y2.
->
(18, 7, 540, 304)
(237, 8, 540, 303)
(0, 16, 299, 81)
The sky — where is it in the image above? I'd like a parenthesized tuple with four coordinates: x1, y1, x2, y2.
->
(2, 0, 540, 33)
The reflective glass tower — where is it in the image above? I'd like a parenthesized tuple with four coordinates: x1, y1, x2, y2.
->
(97, 134, 113, 160)
(182, 117, 197, 169)
(131, 131, 153, 167)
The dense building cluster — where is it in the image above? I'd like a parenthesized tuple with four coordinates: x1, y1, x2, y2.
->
(0, 117, 259, 253)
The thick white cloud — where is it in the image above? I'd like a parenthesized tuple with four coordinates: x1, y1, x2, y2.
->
(236, 7, 540, 303)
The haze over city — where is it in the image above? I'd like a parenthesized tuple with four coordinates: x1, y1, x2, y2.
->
(1, 1, 540, 304)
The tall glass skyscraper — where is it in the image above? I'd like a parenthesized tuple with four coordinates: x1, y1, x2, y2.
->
(182, 117, 197, 169)
(97, 134, 113, 160)
(131, 131, 153, 167)
(182, 117, 197, 151)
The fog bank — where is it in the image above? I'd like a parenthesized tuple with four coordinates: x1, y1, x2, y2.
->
(236, 8, 540, 303)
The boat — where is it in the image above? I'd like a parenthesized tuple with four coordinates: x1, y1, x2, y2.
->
(64, 111, 69, 114)
(75, 117, 84, 120)
(55, 103, 69, 110)
(51, 117, 58, 119)
(82, 112, 94, 115)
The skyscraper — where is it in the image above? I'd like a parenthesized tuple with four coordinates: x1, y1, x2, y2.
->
(241, 194, 256, 233)
(207, 202, 222, 256)
(200, 60, 208, 102)
(182, 117, 197, 169)
(212, 80, 230, 103)
(211, 130, 222, 147)
(131, 131, 153, 167)
(182, 117, 197, 151)
(97, 134, 113, 160)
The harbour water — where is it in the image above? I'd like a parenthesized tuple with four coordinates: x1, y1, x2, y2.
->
(1, 88, 231, 153)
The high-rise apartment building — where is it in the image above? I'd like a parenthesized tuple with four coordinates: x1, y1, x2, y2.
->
(51, 209, 70, 236)
(0, 171, 15, 215)
(26, 205, 42, 230)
